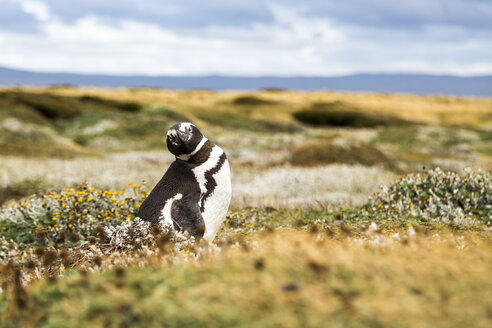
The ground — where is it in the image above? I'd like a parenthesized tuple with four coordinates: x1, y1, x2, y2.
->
(0, 87, 491, 327)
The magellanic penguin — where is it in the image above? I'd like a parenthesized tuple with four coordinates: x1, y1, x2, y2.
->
(137, 122, 231, 242)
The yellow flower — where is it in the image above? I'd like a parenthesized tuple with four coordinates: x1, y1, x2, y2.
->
(60, 268, 65, 272)
(105, 216, 111, 220)
(68, 223, 73, 227)
(413, 185, 417, 189)
(87, 197, 93, 201)
(52, 216, 57, 221)
(62, 204, 67, 208)
(135, 204, 141, 208)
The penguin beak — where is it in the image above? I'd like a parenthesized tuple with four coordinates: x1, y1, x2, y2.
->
(177, 128, 190, 142)
(167, 129, 180, 145)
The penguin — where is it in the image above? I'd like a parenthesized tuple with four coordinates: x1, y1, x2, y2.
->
(137, 122, 231, 242)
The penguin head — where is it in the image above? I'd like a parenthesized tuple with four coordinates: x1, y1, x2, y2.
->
(166, 122, 207, 159)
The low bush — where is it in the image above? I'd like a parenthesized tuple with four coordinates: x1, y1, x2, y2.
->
(368, 167, 491, 225)
(0, 181, 148, 255)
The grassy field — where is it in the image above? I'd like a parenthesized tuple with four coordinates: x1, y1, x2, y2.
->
(0, 87, 491, 327)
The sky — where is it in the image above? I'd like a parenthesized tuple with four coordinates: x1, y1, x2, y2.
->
(0, 0, 491, 76)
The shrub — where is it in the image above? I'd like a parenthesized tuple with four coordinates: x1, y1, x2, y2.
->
(0, 181, 148, 255)
(369, 167, 491, 225)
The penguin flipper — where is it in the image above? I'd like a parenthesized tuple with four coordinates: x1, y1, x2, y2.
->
(171, 193, 205, 238)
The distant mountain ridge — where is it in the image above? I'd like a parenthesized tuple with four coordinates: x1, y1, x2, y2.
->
(0, 66, 491, 96)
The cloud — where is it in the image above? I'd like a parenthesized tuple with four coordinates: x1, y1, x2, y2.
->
(0, 0, 40, 33)
(38, 0, 275, 29)
(0, 0, 490, 75)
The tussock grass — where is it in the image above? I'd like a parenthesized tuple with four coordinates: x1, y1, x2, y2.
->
(0, 177, 50, 205)
(1, 230, 491, 328)
(293, 101, 414, 127)
(0, 168, 491, 327)
(290, 137, 396, 170)
(231, 94, 279, 106)
(14, 87, 489, 126)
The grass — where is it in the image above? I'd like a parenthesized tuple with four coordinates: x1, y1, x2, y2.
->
(0, 172, 489, 326)
(0, 177, 51, 205)
(290, 137, 396, 170)
(1, 227, 491, 328)
(0, 87, 490, 170)
(0, 87, 491, 327)
(293, 101, 414, 127)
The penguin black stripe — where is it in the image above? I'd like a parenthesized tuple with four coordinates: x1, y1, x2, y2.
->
(200, 152, 227, 212)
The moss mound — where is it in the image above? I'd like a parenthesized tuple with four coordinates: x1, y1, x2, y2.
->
(291, 137, 395, 169)
(293, 101, 412, 127)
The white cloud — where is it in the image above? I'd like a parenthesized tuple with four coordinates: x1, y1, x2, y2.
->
(0, 1, 491, 76)
(17, 0, 51, 22)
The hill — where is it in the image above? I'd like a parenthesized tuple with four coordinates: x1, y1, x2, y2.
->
(1, 66, 491, 96)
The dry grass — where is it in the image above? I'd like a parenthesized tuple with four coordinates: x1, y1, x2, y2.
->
(0, 153, 395, 208)
(2, 229, 491, 327)
(232, 164, 395, 208)
(7, 87, 491, 126)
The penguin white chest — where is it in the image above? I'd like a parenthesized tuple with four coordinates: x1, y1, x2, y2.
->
(192, 145, 232, 241)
